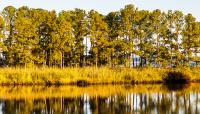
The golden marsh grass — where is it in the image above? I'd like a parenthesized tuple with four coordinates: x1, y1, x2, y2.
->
(0, 67, 199, 85)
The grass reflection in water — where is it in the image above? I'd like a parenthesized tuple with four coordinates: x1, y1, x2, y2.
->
(0, 84, 200, 114)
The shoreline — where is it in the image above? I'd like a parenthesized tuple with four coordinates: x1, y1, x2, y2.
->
(0, 81, 164, 86)
(1, 81, 200, 86)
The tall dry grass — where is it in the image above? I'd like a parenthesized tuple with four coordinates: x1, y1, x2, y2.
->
(0, 67, 199, 85)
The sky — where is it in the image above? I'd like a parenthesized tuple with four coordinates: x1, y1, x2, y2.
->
(0, 0, 200, 21)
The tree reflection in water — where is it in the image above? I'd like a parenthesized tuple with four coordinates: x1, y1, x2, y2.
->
(0, 84, 200, 114)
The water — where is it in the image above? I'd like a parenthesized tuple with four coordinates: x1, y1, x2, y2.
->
(0, 84, 199, 114)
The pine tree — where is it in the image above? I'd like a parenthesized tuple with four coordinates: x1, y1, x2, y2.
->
(29, 8, 49, 66)
(106, 11, 123, 67)
(121, 4, 136, 67)
(71, 9, 88, 67)
(0, 16, 5, 65)
(89, 10, 109, 67)
(13, 6, 37, 67)
(183, 14, 196, 67)
(57, 11, 73, 67)
(172, 11, 184, 67)
(2, 6, 16, 66)
(134, 10, 151, 67)
(43, 10, 58, 67)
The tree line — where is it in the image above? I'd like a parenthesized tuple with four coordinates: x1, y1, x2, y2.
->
(0, 4, 199, 68)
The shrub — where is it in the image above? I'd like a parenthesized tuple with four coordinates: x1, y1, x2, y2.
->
(163, 70, 191, 84)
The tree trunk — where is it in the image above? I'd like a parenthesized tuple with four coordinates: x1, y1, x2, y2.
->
(63, 51, 64, 68)
(133, 54, 135, 68)
(46, 49, 51, 67)
(61, 51, 63, 68)
(95, 53, 98, 68)
(140, 56, 143, 67)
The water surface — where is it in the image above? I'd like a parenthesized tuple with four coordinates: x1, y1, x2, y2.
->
(0, 84, 199, 114)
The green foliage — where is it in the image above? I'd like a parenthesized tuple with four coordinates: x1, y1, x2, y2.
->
(0, 4, 199, 68)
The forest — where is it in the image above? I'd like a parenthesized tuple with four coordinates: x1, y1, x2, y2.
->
(0, 4, 199, 68)
(0, 4, 200, 114)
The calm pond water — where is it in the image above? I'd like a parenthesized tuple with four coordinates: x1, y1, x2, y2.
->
(0, 84, 200, 114)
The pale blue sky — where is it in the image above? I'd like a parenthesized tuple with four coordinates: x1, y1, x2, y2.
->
(0, 0, 199, 21)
